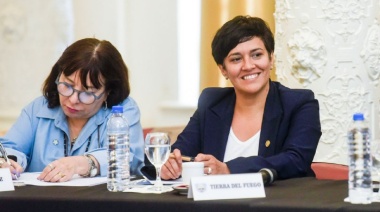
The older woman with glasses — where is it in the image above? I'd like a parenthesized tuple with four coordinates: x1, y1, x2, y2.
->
(0, 38, 144, 182)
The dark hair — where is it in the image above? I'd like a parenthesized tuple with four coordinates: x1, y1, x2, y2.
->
(42, 38, 130, 108)
(211, 16, 274, 65)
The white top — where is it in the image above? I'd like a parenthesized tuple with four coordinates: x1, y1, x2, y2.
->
(223, 127, 260, 162)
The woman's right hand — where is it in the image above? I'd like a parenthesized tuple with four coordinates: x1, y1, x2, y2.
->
(0, 158, 23, 179)
(161, 149, 183, 180)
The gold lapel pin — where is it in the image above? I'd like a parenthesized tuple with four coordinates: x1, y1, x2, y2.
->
(265, 140, 270, 147)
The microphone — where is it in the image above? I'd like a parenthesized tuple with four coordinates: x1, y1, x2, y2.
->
(259, 168, 278, 186)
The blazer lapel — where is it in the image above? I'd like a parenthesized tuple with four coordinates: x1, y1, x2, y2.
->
(203, 91, 235, 161)
(259, 81, 283, 157)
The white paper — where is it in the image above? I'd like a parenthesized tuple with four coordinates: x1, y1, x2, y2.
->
(0, 168, 15, 191)
(13, 172, 106, 186)
(124, 185, 174, 194)
(148, 178, 184, 185)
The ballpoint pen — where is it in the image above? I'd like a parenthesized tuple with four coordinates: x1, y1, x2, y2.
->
(0, 142, 18, 180)
(169, 153, 195, 162)
(0, 142, 11, 166)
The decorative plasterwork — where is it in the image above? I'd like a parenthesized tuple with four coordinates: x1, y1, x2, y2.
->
(275, 0, 379, 165)
(319, 0, 369, 42)
(287, 27, 327, 86)
(274, 0, 293, 22)
(319, 0, 368, 20)
(273, 0, 292, 83)
(361, 20, 380, 83)
(304, 66, 372, 163)
(273, 0, 293, 44)
(318, 70, 369, 145)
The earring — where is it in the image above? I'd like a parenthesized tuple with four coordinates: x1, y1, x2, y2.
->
(225, 76, 228, 80)
(103, 100, 108, 110)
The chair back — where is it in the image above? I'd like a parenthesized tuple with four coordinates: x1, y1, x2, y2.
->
(311, 162, 348, 180)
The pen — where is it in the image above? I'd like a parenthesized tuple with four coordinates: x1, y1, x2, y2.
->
(169, 153, 195, 162)
(0, 142, 11, 166)
(0, 142, 18, 180)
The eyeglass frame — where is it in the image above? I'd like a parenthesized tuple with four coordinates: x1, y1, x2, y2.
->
(55, 73, 106, 105)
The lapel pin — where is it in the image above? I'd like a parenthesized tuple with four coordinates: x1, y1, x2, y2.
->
(265, 140, 270, 147)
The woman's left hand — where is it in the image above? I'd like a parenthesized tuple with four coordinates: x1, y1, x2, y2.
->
(37, 156, 85, 182)
(194, 153, 230, 175)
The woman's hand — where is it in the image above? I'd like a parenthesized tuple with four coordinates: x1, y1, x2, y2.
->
(37, 156, 89, 182)
(0, 158, 23, 180)
(195, 153, 230, 175)
(161, 149, 183, 180)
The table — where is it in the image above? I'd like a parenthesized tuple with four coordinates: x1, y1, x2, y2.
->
(0, 177, 379, 212)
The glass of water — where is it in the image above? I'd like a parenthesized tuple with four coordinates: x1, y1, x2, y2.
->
(144, 132, 171, 192)
(372, 139, 380, 201)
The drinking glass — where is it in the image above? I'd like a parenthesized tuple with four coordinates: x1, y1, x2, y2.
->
(371, 139, 380, 201)
(144, 132, 171, 192)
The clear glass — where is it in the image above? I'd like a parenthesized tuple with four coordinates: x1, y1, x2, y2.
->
(144, 132, 171, 192)
(372, 139, 380, 201)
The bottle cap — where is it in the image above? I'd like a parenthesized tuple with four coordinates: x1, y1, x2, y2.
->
(111, 106, 123, 113)
(353, 113, 364, 121)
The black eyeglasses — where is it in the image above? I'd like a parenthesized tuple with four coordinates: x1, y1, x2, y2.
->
(55, 75, 105, 105)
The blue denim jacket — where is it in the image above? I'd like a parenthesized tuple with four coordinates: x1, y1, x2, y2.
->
(0, 96, 144, 176)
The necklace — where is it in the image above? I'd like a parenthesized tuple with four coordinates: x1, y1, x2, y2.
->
(63, 126, 100, 157)
(71, 137, 78, 148)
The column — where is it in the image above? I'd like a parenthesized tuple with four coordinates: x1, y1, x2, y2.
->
(274, 0, 380, 164)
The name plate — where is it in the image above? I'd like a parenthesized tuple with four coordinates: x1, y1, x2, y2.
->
(0, 168, 15, 192)
(188, 173, 265, 201)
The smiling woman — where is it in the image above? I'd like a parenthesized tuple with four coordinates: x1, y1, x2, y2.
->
(199, 0, 275, 89)
(160, 15, 321, 181)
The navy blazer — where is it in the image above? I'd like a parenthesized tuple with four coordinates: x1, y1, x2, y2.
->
(172, 81, 321, 179)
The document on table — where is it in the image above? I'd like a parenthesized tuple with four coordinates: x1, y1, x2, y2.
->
(13, 172, 107, 186)
(149, 178, 184, 185)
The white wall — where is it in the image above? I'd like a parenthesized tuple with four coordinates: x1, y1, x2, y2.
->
(72, 0, 196, 128)
(123, 0, 193, 128)
(0, 0, 196, 131)
(0, 0, 73, 130)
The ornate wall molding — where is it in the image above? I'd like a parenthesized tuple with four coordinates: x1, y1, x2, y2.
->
(287, 27, 326, 86)
(275, 0, 379, 165)
(319, 0, 368, 43)
(361, 20, 380, 83)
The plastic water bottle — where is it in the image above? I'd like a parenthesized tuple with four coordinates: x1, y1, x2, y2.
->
(107, 106, 130, 192)
(347, 113, 372, 204)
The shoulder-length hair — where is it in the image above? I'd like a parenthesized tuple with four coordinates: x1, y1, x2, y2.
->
(42, 38, 130, 108)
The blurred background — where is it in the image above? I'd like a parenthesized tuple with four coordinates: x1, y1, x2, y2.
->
(0, 0, 274, 131)
(1, 0, 380, 165)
